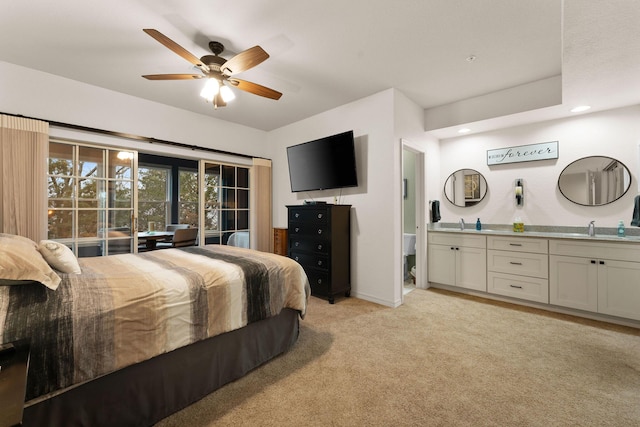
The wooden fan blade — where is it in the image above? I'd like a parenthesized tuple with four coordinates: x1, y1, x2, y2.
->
(221, 46, 269, 75)
(142, 74, 204, 80)
(143, 29, 210, 73)
(229, 79, 282, 100)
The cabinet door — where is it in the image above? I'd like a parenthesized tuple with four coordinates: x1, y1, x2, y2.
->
(457, 247, 487, 291)
(428, 244, 456, 286)
(598, 259, 640, 321)
(549, 255, 598, 311)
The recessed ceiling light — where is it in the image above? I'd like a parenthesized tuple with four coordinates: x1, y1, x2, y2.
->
(458, 128, 471, 134)
(466, 55, 477, 63)
(570, 105, 591, 113)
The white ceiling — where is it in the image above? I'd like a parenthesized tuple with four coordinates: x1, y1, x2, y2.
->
(0, 1, 638, 136)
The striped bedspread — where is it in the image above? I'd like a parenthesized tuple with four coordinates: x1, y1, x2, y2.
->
(0, 245, 309, 402)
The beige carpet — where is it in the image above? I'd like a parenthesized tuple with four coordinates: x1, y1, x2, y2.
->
(156, 288, 640, 426)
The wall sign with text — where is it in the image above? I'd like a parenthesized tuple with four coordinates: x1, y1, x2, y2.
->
(487, 141, 558, 166)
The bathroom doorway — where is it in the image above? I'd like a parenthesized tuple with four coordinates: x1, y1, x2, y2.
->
(401, 141, 425, 302)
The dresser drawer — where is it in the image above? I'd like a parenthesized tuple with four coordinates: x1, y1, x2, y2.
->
(288, 208, 329, 224)
(289, 238, 330, 254)
(288, 223, 329, 238)
(487, 236, 548, 254)
(289, 251, 329, 270)
(305, 268, 330, 296)
(488, 272, 549, 303)
(487, 250, 548, 278)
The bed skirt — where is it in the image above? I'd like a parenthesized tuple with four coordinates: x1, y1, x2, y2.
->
(22, 308, 300, 427)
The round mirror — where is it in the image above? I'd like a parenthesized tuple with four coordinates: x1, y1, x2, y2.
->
(558, 156, 632, 206)
(444, 169, 488, 207)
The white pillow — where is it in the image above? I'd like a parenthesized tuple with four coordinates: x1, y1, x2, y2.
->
(0, 233, 62, 290)
(38, 240, 82, 274)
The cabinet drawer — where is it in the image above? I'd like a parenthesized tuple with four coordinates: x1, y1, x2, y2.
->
(289, 223, 329, 238)
(487, 236, 548, 254)
(487, 250, 548, 278)
(488, 272, 549, 303)
(549, 239, 640, 262)
(288, 208, 329, 224)
(428, 232, 486, 249)
(290, 251, 329, 270)
(289, 238, 329, 254)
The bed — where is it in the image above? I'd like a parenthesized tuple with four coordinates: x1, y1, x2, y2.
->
(0, 233, 309, 426)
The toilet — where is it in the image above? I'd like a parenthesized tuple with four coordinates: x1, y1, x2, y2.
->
(403, 233, 416, 280)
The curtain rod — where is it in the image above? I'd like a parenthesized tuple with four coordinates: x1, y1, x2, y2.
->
(1, 111, 264, 160)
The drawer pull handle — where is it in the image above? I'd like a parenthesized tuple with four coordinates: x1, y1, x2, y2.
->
(295, 242, 300, 247)
(509, 262, 523, 265)
(317, 244, 323, 250)
(509, 284, 523, 289)
(317, 229, 323, 235)
(509, 243, 523, 246)
(295, 213, 300, 218)
(317, 213, 323, 219)
(599, 260, 605, 265)
(317, 279, 322, 285)
(318, 260, 323, 266)
(295, 227, 300, 232)
(591, 260, 596, 264)
(294, 256, 299, 262)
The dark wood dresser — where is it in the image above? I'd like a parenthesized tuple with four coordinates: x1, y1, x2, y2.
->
(287, 204, 351, 303)
(273, 227, 288, 256)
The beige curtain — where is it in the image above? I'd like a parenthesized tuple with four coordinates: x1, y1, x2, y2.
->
(251, 158, 272, 252)
(0, 115, 49, 241)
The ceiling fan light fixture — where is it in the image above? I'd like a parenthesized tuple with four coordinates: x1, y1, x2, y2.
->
(220, 85, 236, 102)
(200, 78, 219, 101)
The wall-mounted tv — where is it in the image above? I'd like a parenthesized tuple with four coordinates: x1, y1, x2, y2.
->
(287, 130, 358, 193)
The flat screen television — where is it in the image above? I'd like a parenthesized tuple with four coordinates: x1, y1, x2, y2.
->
(286, 130, 358, 193)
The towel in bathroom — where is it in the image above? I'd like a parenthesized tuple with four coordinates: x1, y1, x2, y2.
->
(631, 195, 640, 226)
(431, 200, 441, 223)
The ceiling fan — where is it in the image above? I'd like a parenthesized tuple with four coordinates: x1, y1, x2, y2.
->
(142, 29, 282, 108)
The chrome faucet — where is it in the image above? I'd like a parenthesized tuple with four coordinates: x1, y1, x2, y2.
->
(459, 218, 465, 230)
(588, 220, 595, 237)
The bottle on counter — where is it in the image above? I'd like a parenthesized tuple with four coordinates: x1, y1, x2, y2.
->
(513, 217, 524, 233)
(476, 218, 482, 231)
(618, 220, 625, 237)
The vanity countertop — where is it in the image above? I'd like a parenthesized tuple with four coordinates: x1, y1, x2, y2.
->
(427, 224, 640, 243)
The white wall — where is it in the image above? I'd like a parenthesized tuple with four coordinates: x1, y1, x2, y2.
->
(0, 61, 267, 158)
(269, 89, 402, 306)
(437, 105, 640, 228)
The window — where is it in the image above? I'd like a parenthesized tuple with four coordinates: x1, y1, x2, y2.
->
(137, 165, 170, 231)
(203, 162, 250, 245)
(47, 141, 135, 256)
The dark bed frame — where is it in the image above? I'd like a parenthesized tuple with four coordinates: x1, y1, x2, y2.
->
(22, 308, 300, 427)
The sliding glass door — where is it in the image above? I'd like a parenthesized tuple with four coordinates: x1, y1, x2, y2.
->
(47, 141, 253, 255)
(47, 140, 136, 256)
(201, 161, 250, 246)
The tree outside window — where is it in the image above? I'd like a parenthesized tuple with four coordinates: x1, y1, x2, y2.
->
(179, 169, 198, 226)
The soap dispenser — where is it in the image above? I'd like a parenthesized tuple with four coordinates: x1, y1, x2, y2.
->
(618, 220, 625, 237)
(476, 218, 482, 231)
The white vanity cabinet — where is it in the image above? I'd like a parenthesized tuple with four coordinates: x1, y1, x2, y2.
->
(486, 236, 549, 303)
(549, 240, 640, 321)
(428, 233, 486, 291)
